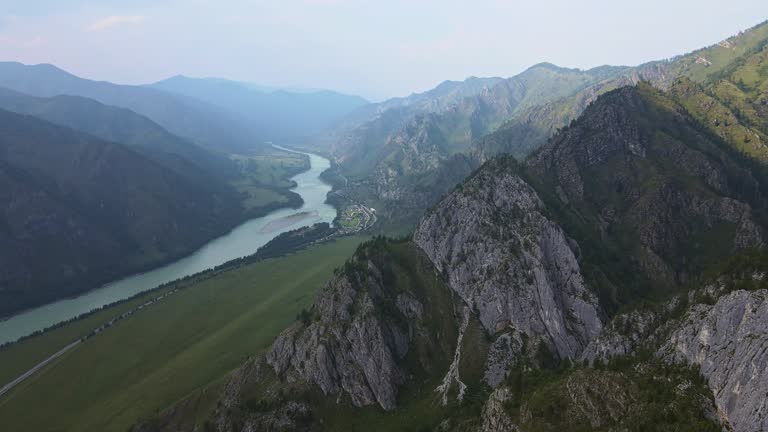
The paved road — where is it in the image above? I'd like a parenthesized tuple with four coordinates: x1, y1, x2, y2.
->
(0, 339, 81, 399)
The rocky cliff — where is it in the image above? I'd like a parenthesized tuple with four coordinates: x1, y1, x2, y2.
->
(413, 158, 603, 385)
(661, 288, 768, 432)
(267, 239, 460, 412)
(266, 259, 411, 411)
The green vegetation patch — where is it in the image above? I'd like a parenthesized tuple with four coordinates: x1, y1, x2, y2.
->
(498, 357, 720, 432)
(230, 149, 309, 210)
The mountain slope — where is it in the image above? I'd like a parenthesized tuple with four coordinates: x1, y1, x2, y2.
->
(526, 84, 766, 311)
(334, 63, 639, 231)
(667, 32, 768, 161)
(0, 109, 243, 317)
(132, 82, 768, 432)
(472, 21, 768, 165)
(0, 87, 236, 184)
(335, 76, 505, 132)
(344, 63, 627, 176)
(0, 62, 262, 154)
(149, 76, 368, 140)
(323, 76, 504, 176)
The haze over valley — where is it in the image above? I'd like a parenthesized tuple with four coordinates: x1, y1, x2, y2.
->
(1, 2, 768, 431)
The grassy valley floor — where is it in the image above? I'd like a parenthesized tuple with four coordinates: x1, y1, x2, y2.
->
(231, 148, 309, 210)
(0, 236, 366, 432)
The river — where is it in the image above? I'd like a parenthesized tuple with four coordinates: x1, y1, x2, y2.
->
(0, 147, 336, 345)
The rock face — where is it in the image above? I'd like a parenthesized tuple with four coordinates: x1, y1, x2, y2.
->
(660, 289, 768, 432)
(480, 388, 518, 432)
(414, 158, 603, 367)
(580, 309, 659, 364)
(267, 260, 411, 411)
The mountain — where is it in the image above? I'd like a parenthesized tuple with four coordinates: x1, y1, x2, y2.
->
(335, 76, 505, 131)
(0, 109, 243, 317)
(333, 63, 643, 231)
(148, 75, 368, 140)
(666, 26, 768, 161)
(0, 62, 263, 154)
(305, 76, 504, 165)
(322, 21, 768, 235)
(0, 87, 236, 184)
(134, 82, 768, 432)
(473, 20, 768, 164)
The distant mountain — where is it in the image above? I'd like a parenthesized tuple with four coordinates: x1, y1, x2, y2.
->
(0, 87, 237, 185)
(148, 75, 368, 140)
(319, 76, 504, 177)
(335, 76, 505, 129)
(305, 76, 504, 159)
(332, 63, 640, 230)
(472, 20, 768, 164)
(665, 22, 768, 161)
(326, 20, 768, 234)
(0, 62, 263, 154)
(0, 109, 243, 317)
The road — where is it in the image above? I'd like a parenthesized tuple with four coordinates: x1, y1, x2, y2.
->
(0, 339, 81, 398)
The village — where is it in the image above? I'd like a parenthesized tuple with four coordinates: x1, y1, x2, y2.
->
(338, 204, 377, 234)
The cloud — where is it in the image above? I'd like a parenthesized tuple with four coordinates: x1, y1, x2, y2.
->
(87, 15, 145, 32)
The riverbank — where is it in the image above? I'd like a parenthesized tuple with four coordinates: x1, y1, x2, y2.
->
(0, 222, 343, 397)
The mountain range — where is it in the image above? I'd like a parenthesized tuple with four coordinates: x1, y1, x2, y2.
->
(137, 70, 768, 432)
(319, 20, 768, 233)
(0, 62, 270, 154)
(0, 87, 236, 184)
(128, 19, 768, 432)
(148, 75, 368, 140)
(2, 15, 768, 432)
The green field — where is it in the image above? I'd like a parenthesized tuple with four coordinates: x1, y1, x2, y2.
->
(0, 236, 365, 432)
(230, 149, 309, 209)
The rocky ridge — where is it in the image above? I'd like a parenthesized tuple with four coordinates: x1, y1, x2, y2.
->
(413, 159, 603, 381)
(661, 288, 768, 432)
(266, 239, 460, 412)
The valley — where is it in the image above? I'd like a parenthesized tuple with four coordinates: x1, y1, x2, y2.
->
(0, 148, 336, 345)
(0, 6, 767, 432)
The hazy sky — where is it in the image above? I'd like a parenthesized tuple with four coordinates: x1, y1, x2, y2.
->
(0, 0, 765, 100)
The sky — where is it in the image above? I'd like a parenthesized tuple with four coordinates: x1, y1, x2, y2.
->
(0, 0, 766, 101)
